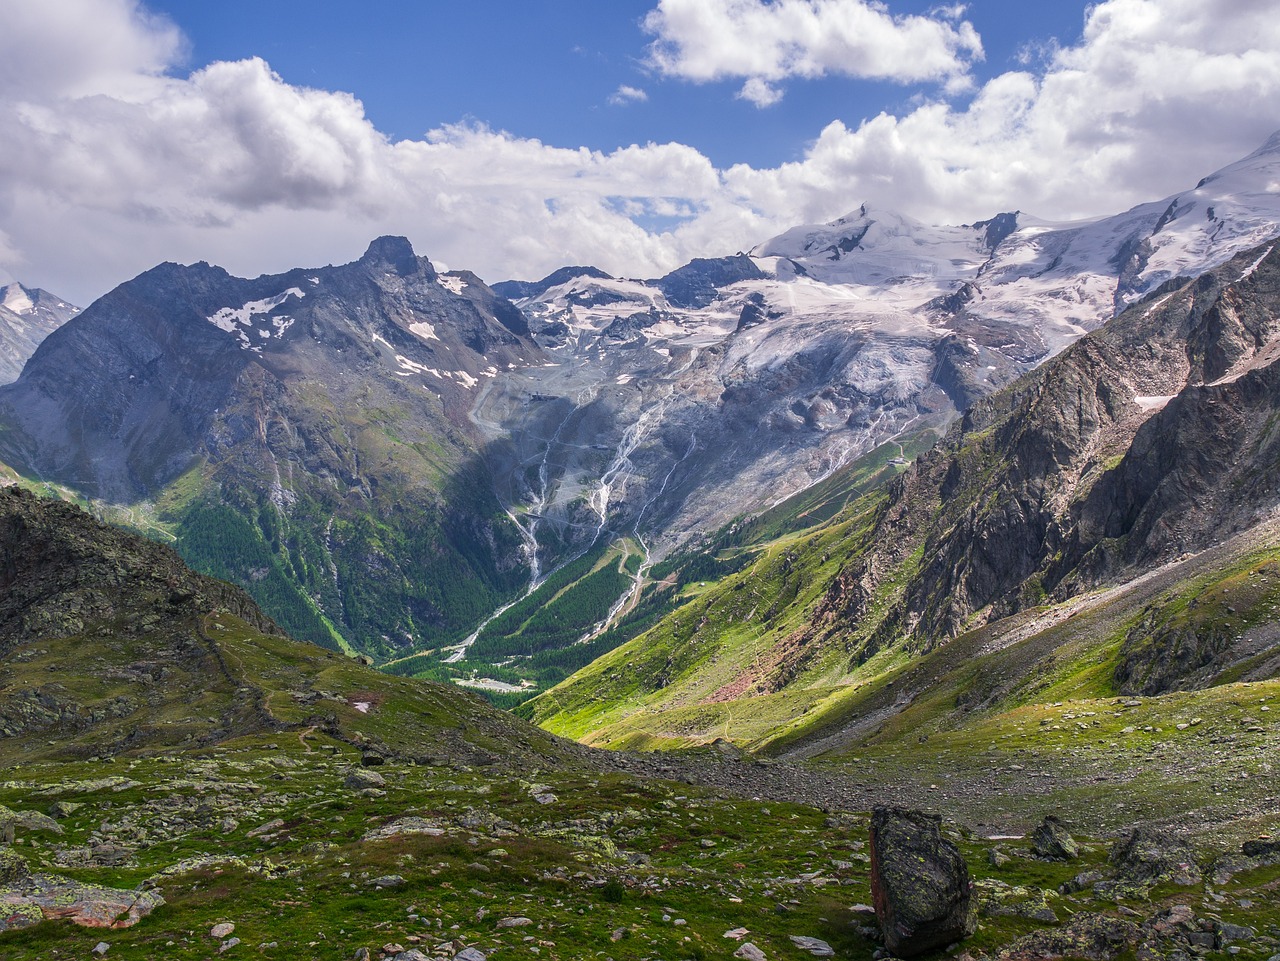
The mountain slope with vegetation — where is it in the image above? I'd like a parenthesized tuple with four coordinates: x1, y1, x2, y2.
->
(0, 239, 541, 661)
(527, 239, 1280, 754)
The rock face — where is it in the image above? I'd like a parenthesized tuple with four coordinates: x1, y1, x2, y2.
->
(0, 487, 275, 652)
(869, 806, 976, 957)
(1031, 816, 1079, 861)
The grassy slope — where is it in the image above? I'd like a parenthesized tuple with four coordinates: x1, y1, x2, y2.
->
(525, 436, 938, 747)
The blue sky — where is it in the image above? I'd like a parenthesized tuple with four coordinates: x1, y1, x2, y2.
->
(1, 1, 1278, 303)
(148, 0, 1088, 169)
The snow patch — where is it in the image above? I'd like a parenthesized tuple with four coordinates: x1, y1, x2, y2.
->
(438, 274, 468, 295)
(409, 321, 439, 341)
(2, 284, 33, 315)
(1238, 245, 1275, 282)
(206, 288, 305, 349)
(1135, 395, 1175, 412)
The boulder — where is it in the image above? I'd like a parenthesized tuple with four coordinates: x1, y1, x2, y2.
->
(0, 846, 31, 884)
(343, 768, 386, 791)
(994, 912, 1139, 960)
(869, 806, 976, 957)
(0, 876, 164, 931)
(1103, 827, 1201, 897)
(1242, 837, 1280, 859)
(1031, 816, 1078, 860)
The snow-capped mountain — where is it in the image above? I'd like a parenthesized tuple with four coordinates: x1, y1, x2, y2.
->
(0, 282, 79, 384)
(488, 133, 1280, 569)
(1, 136, 1278, 669)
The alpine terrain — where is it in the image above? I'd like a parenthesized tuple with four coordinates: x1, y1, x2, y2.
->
(1, 136, 1280, 707)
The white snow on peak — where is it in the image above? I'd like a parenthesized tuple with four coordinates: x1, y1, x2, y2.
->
(438, 274, 468, 295)
(206, 287, 305, 350)
(2, 284, 34, 315)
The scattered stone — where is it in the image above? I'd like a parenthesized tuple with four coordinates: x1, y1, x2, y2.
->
(353, 949, 370, 961)
(392, 951, 429, 961)
(344, 768, 386, 791)
(735, 942, 767, 961)
(869, 806, 976, 958)
(49, 801, 83, 819)
(724, 927, 750, 940)
(92, 943, 110, 956)
(211, 922, 236, 938)
(246, 819, 284, 838)
(219, 936, 241, 953)
(1031, 816, 1078, 861)
(790, 935, 835, 957)
(363, 817, 445, 842)
(496, 916, 533, 928)
(366, 875, 406, 888)
(455, 949, 487, 961)
(533, 793, 557, 805)
(988, 847, 1011, 868)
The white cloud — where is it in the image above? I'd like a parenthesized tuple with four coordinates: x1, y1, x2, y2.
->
(608, 85, 649, 106)
(737, 78, 784, 108)
(0, 0, 1278, 306)
(642, 0, 984, 105)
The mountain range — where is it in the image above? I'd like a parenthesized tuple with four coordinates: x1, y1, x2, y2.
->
(0, 133, 1279, 715)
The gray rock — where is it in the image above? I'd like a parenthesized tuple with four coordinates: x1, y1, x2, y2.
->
(455, 950, 488, 961)
(735, 943, 767, 961)
(92, 943, 110, 956)
(210, 922, 236, 938)
(343, 768, 386, 791)
(497, 916, 534, 928)
(1030, 815, 1078, 860)
(789, 935, 835, 957)
(869, 806, 976, 958)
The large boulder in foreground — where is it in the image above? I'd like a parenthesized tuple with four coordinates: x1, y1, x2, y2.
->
(870, 806, 976, 957)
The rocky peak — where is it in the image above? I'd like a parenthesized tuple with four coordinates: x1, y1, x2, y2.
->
(360, 236, 433, 280)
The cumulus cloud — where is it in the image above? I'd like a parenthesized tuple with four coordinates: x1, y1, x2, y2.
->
(642, 0, 984, 105)
(608, 85, 649, 106)
(0, 0, 1278, 305)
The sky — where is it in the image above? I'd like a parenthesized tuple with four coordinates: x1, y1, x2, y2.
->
(1, 0, 1279, 305)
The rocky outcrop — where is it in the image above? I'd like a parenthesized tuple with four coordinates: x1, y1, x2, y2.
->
(869, 807, 976, 957)
(0, 487, 276, 651)
(1030, 816, 1078, 861)
(0, 850, 163, 932)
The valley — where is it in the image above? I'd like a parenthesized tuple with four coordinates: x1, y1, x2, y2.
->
(1, 132, 1280, 961)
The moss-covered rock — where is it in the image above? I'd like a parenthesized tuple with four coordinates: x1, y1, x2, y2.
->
(869, 806, 976, 957)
